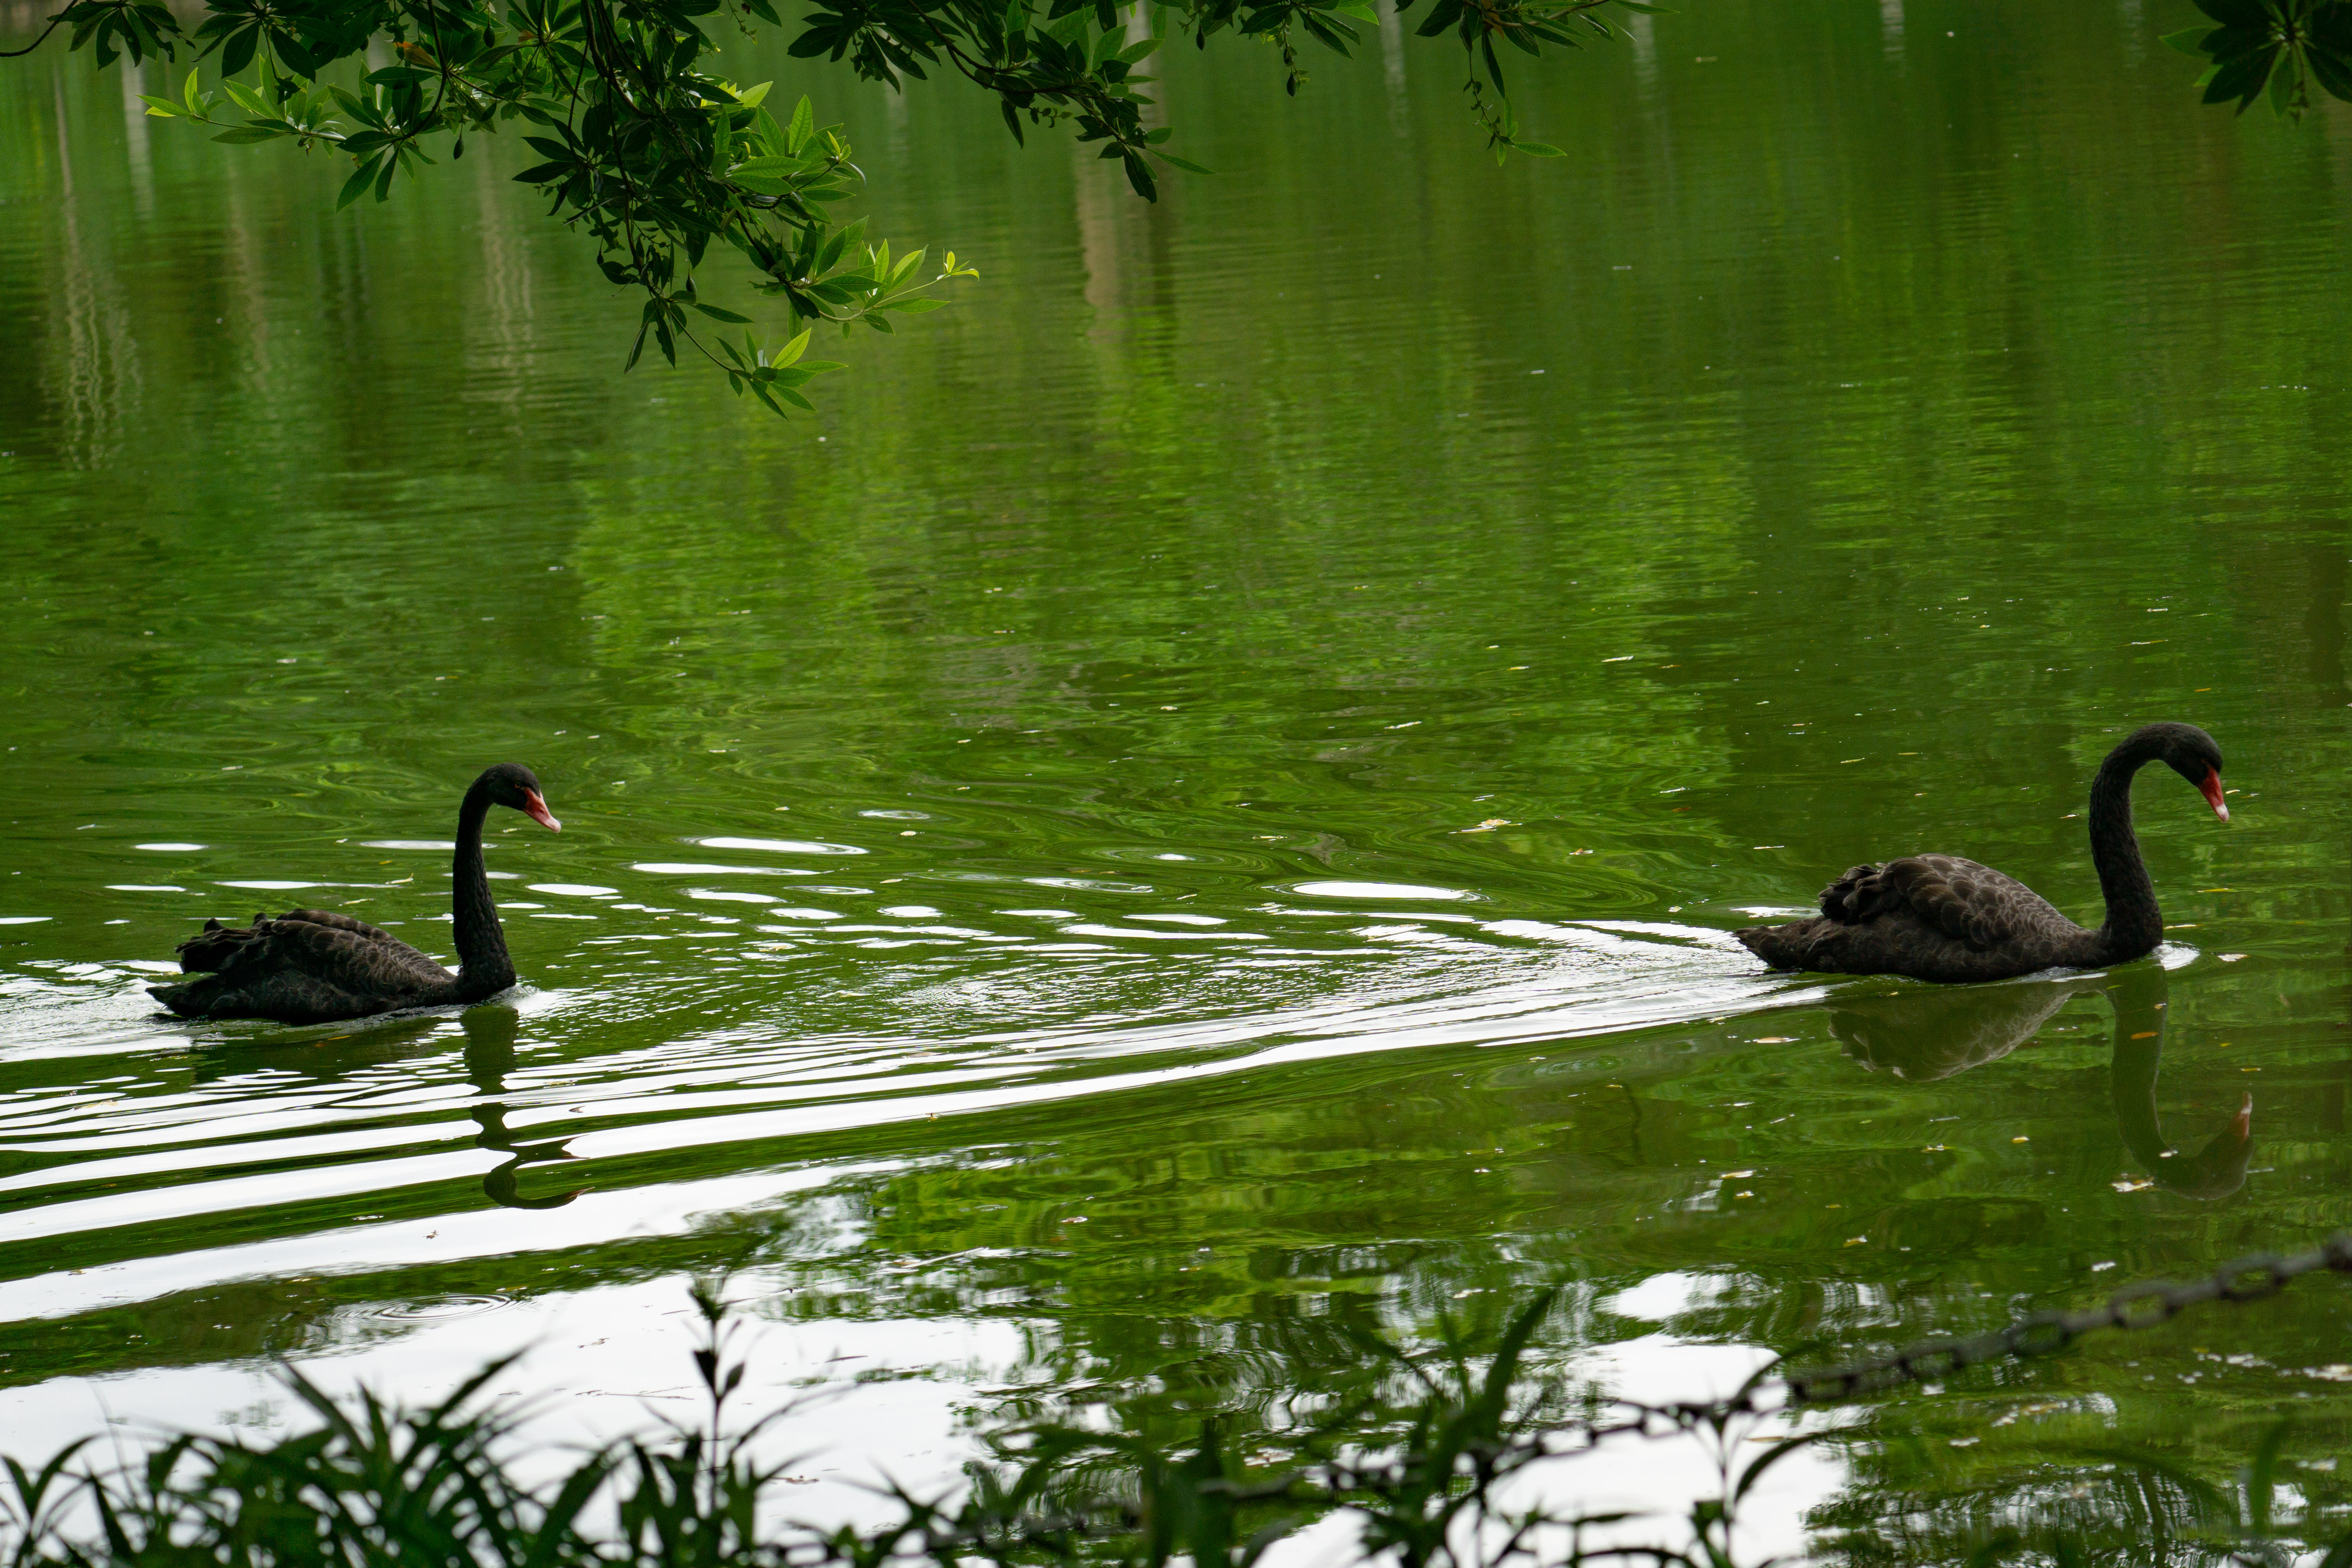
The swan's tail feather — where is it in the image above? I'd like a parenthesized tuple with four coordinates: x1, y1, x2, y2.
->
(1820, 864, 1888, 923)
(1739, 921, 1819, 970)
(174, 915, 272, 974)
(149, 975, 240, 1018)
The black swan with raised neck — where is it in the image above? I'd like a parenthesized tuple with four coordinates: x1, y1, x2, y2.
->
(1737, 723, 2227, 983)
(149, 764, 560, 1024)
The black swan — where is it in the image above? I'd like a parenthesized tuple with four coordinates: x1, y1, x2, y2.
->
(149, 764, 559, 1025)
(1737, 722, 2227, 982)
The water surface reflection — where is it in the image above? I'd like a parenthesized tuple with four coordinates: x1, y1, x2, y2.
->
(5, 0, 2352, 1546)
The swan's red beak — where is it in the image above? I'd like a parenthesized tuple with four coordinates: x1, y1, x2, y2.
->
(2198, 768, 2228, 823)
(523, 789, 561, 833)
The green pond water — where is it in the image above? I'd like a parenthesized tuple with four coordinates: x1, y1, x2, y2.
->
(4, 0, 2352, 1553)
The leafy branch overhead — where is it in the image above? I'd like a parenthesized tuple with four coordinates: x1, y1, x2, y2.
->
(15, 0, 1661, 413)
(47, 0, 2352, 418)
(2163, 0, 2352, 119)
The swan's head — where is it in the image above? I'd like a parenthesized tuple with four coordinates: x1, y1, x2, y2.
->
(2136, 722, 2227, 823)
(482, 763, 561, 833)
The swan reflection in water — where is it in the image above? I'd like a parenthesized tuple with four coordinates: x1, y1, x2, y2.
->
(1829, 965, 2252, 1200)
(459, 1005, 586, 1211)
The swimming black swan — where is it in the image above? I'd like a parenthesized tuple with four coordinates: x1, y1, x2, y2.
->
(149, 764, 559, 1024)
(1737, 722, 2227, 982)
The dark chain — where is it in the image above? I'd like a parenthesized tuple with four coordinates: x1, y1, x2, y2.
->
(1779, 1229, 2352, 1404)
(766, 1230, 2352, 1566)
(1428, 1229, 2352, 1469)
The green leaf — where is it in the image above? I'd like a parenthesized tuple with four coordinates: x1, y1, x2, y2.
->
(883, 296, 946, 311)
(751, 105, 788, 154)
(336, 154, 383, 209)
(1514, 140, 1565, 155)
(210, 125, 283, 143)
(2308, 44, 2352, 101)
(776, 327, 812, 365)
(2247, 1417, 2293, 1535)
(737, 79, 772, 107)
(2267, 52, 2299, 115)
(220, 78, 274, 118)
(1731, 1431, 1837, 1508)
(2204, 43, 2278, 107)
(1122, 149, 1157, 200)
(2202, 22, 2274, 62)
(1155, 153, 1214, 174)
(690, 301, 753, 322)
(817, 221, 858, 270)
(218, 23, 258, 80)
(1414, 0, 1462, 36)
(2161, 24, 2219, 56)
(2193, 0, 2265, 26)
(786, 94, 815, 153)
(138, 95, 185, 116)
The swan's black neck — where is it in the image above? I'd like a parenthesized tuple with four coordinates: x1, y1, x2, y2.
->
(2086, 737, 2165, 962)
(451, 777, 515, 1000)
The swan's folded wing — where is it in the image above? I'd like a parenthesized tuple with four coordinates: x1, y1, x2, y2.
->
(277, 908, 403, 945)
(1878, 856, 2013, 948)
(178, 909, 408, 972)
(216, 917, 445, 998)
(175, 916, 267, 973)
(1819, 865, 1902, 923)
